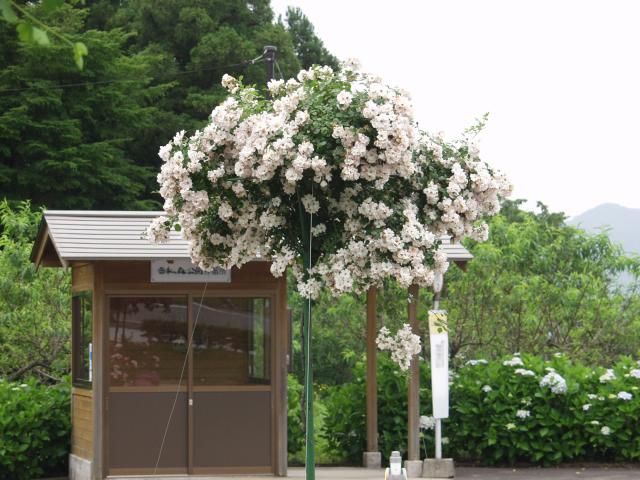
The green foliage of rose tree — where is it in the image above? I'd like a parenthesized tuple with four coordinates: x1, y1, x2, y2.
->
(323, 353, 640, 465)
(0, 379, 71, 480)
(149, 62, 510, 476)
(0, 201, 71, 381)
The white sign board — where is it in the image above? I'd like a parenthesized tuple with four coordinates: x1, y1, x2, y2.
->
(150, 259, 231, 283)
(428, 310, 449, 419)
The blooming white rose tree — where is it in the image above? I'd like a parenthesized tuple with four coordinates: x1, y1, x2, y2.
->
(149, 62, 511, 478)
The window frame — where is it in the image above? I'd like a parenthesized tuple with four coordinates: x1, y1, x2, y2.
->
(72, 291, 93, 388)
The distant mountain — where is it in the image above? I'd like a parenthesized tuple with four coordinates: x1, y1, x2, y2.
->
(569, 203, 640, 256)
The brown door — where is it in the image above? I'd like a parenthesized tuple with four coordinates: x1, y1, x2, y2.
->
(107, 296, 189, 475)
(191, 297, 272, 474)
(107, 295, 273, 476)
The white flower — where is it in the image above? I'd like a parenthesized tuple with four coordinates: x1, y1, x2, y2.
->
(514, 368, 536, 377)
(503, 357, 524, 367)
(376, 324, 421, 372)
(420, 415, 436, 430)
(629, 369, 640, 379)
(540, 371, 568, 394)
(301, 194, 320, 214)
(599, 369, 616, 383)
(267, 79, 285, 95)
(340, 58, 361, 71)
(465, 359, 488, 366)
(336, 90, 353, 109)
(482, 385, 492, 393)
(600, 426, 611, 436)
(516, 409, 530, 419)
(506, 423, 516, 430)
(221, 74, 239, 93)
(582, 404, 591, 411)
(441, 437, 449, 445)
(617, 391, 633, 401)
(147, 216, 171, 243)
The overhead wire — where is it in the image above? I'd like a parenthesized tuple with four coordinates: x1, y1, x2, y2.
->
(0, 52, 267, 95)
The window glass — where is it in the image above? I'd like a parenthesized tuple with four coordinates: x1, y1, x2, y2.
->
(109, 297, 188, 387)
(72, 292, 93, 387)
(192, 298, 271, 386)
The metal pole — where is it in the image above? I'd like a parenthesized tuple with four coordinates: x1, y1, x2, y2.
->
(264, 45, 277, 82)
(407, 284, 420, 461)
(433, 273, 443, 460)
(435, 419, 442, 459)
(366, 287, 378, 453)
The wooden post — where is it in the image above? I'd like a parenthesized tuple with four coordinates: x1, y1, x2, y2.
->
(407, 284, 420, 462)
(366, 286, 378, 453)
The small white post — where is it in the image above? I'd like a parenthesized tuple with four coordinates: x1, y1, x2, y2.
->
(435, 418, 442, 459)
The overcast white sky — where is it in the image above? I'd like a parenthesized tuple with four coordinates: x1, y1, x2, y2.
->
(271, 0, 640, 217)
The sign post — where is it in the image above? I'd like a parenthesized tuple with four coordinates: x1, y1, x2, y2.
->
(428, 310, 449, 459)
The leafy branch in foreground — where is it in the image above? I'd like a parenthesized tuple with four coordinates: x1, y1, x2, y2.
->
(0, 0, 87, 68)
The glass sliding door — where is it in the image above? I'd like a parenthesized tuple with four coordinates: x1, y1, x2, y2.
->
(107, 296, 189, 474)
(106, 295, 273, 475)
(191, 297, 272, 472)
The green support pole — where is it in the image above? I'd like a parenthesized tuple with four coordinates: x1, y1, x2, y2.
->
(303, 294, 315, 480)
(297, 187, 315, 479)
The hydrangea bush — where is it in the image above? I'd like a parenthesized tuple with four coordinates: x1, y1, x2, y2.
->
(148, 62, 511, 298)
(323, 354, 640, 465)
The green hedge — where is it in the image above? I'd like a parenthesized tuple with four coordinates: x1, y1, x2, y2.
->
(321, 354, 640, 465)
(0, 379, 70, 480)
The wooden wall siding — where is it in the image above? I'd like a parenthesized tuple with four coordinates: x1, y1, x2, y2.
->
(71, 389, 93, 459)
(100, 261, 279, 291)
(72, 263, 94, 292)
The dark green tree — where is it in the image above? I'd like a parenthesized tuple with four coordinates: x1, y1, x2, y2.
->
(104, 0, 301, 122)
(284, 7, 338, 70)
(0, 5, 176, 209)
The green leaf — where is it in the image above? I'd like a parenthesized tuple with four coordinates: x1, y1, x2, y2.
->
(42, 0, 65, 13)
(31, 27, 50, 46)
(16, 21, 32, 43)
(0, 0, 18, 23)
(73, 41, 88, 69)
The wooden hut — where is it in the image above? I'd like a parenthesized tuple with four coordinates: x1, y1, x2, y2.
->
(31, 210, 471, 479)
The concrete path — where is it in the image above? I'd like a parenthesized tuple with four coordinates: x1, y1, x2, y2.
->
(113, 466, 640, 479)
(288, 466, 640, 479)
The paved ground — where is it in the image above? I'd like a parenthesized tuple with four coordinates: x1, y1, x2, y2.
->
(105, 466, 640, 479)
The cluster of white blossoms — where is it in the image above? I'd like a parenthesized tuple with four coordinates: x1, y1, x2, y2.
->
(515, 409, 531, 419)
(465, 359, 488, 366)
(376, 324, 421, 371)
(540, 371, 568, 394)
(503, 356, 524, 367)
(617, 391, 633, 401)
(149, 62, 511, 298)
(419, 415, 436, 430)
(515, 368, 536, 377)
(599, 369, 616, 383)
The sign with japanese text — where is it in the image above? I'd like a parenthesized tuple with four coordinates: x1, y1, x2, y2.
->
(428, 310, 449, 419)
(150, 259, 231, 283)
